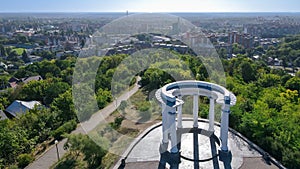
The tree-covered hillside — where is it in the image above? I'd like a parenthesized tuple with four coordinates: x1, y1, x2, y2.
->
(0, 36, 299, 168)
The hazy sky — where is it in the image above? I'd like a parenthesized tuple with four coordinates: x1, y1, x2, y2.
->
(0, 0, 299, 12)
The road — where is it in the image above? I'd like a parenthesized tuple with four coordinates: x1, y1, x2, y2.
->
(25, 77, 141, 169)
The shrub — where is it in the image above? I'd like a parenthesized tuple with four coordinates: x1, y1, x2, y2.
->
(17, 154, 34, 168)
(109, 116, 124, 130)
(138, 101, 150, 112)
(51, 120, 77, 140)
(8, 165, 18, 169)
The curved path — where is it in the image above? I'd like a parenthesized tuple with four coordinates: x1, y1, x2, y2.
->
(25, 77, 141, 169)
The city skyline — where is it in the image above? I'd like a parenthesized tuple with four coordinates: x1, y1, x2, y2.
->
(0, 0, 300, 13)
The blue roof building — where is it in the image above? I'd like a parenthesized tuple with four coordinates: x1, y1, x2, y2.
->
(5, 100, 41, 117)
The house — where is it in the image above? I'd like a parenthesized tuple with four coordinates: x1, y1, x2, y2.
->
(21, 75, 43, 84)
(8, 77, 19, 88)
(0, 62, 7, 70)
(0, 110, 8, 120)
(253, 55, 260, 60)
(8, 75, 43, 88)
(5, 100, 41, 117)
(274, 58, 283, 66)
(28, 55, 43, 63)
(7, 64, 18, 70)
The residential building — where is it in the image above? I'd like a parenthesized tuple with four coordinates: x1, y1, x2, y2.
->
(5, 100, 41, 117)
(228, 31, 254, 49)
(8, 75, 43, 88)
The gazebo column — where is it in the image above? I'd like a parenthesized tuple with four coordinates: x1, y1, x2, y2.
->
(177, 96, 183, 129)
(159, 104, 180, 169)
(220, 102, 230, 152)
(161, 104, 178, 153)
(168, 108, 178, 153)
(161, 104, 169, 147)
(208, 97, 215, 132)
(193, 95, 199, 128)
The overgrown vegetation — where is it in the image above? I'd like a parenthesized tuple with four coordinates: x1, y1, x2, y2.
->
(0, 55, 129, 168)
(52, 134, 107, 169)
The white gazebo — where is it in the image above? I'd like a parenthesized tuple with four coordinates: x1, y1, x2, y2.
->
(155, 80, 236, 155)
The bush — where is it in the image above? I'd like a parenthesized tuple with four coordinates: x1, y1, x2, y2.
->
(8, 165, 18, 169)
(138, 101, 150, 112)
(109, 116, 124, 130)
(51, 120, 77, 140)
(17, 154, 34, 168)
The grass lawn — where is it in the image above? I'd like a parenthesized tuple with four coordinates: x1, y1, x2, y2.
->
(12, 48, 25, 55)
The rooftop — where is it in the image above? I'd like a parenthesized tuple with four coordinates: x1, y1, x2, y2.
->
(5, 100, 41, 117)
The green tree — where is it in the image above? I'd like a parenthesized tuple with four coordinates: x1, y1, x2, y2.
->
(232, 43, 245, 54)
(255, 46, 264, 54)
(7, 50, 19, 62)
(51, 90, 76, 124)
(21, 50, 30, 63)
(19, 80, 46, 102)
(0, 120, 31, 166)
(17, 154, 34, 168)
(96, 88, 112, 109)
(218, 48, 227, 59)
(38, 60, 61, 78)
(51, 120, 77, 140)
(41, 51, 55, 60)
(285, 77, 300, 93)
(238, 60, 256, 83)
(17, 35, 28, 44)
(140, 68, 173, 91)
(64, 134, 107, 168)
(258, 74, 281, 88)
(44, 81, 70, 105)
(0, 45, 6, 57)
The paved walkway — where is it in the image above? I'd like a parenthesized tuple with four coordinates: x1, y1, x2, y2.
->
(26, 77, 141, 169)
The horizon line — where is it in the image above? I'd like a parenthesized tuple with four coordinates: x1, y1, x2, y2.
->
(1, 11, 300, 14)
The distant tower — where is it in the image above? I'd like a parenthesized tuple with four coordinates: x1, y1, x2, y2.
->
(244, 27, 248, 34)
(172, 17, 180, 34)
(126, 10, 129, 17)
(229, 31, 238, 44)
